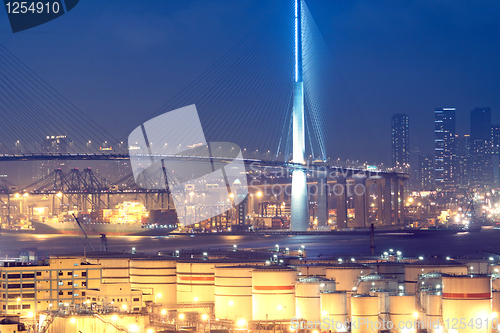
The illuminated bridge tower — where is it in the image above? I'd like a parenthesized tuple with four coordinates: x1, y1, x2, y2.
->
(290, 0, 309, 231)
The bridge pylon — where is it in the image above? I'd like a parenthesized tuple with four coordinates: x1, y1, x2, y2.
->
(290, 0, 309, 231)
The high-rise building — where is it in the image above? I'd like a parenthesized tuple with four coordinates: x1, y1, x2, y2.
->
(418, 154, 434, 190)
(455, 135, 471, 187)
(43, 135, 68, 153)
(391, 113, 409, 170)
(408, 141, 420, 191)
(492, 125, 500, 185)
(33, 135, 71, 181)
(470, 107, 492, 185)
(434, 108, 456, 189)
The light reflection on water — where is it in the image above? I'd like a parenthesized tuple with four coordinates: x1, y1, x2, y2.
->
(0, 230, 499, 258)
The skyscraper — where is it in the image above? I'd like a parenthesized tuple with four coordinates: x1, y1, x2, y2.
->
(391, 113, 409, 170)
(456, 134, 471, 187)
(418, 154, 434, 190)
(470, 107, 492, 185)
(434, 108, 456, 189)
(491, 125, 500, 185)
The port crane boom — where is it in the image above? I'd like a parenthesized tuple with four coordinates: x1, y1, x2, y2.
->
(72, 213, 95, 251)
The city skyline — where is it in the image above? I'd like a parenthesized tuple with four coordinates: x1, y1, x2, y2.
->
(2, 0, 500, 164)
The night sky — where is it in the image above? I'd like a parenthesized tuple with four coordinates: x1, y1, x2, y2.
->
(2, 0, 500, 165)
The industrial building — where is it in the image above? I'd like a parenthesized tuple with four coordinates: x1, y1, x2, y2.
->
(2, 248, 500, 332)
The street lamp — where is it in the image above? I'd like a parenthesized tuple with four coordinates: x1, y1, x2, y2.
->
(237, 318, 246, 329)
(178, 313, 185, 330)
(202, 314, 209, 332)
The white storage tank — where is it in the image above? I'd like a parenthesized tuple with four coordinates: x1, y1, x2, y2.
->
(489, 264, 500, 275)
(377, 291, 390, 322)
(295, 277, 336, 322)
(297, 264, 331, 278)
(320, 292, 348, 332)
(493, 291, 500, 314)
(492, 275, 500, 291)
(442, 274, 492, 333)
(356, 274, 398, 294)
(326, 263, 370, 321)
(129, 258, 177, 303)
(371, 262, 406, 283)
(405, 257, 467, 293)
(214, 265, 253, 321)
(351, 295, 379, 333)
(325, 263, 371, 291)
(388, 294, 417, 331)
(252, 267, 296, 321)
(176, 260, 215, 303)
(425, 292, 442, 333)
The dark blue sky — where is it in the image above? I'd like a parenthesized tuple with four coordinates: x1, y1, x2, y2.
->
(2, 0, 500, 164)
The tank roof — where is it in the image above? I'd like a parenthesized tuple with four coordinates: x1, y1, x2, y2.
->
(252, 266, 297, 272)
(295, 262, 365, 268)
(52, 252, 178, 260)
(325, 263, 370, 269)
(321, 291, 347, 294)
(297, 276, 333, 283)
(359, 273, 397, 281)
(388, 292, 415, 296)
(440, 273, 491, 278)
(215, 264, 267, 269)
(408, 257, 467, 267)
(372, 261, 406, 266)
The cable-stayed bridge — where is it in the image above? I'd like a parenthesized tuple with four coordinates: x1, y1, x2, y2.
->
(0, 0, 407, 230)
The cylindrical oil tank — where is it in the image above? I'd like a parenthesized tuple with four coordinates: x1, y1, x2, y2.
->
(321, 292, 348, 332)
(492, 276, 500, 291)
(425, 292, 442, 333)
(371, 262, 406, 283)
(388, 294, 417, 331)
(252, 267, 296, 321)
(489, 264, 500, 275)
(377, 291, 390, 322)
(351, 295, 379, 333)
(130, 258, 177, 303)
(214, 266, 253, 321)
(356, 274, 398, 294)
(493, 291, 500, 314)
(295, 277, 336, 322)
(442, 275, 492, 333)
(176, 261, 215, 303)
(297, 264, 330, 278)
(326, 264, 369, 321)
(405, 258, 467, 293)
(325, 264, 371, 291)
